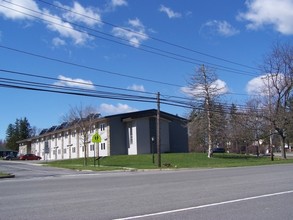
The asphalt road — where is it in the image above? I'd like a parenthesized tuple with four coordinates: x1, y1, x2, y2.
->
(1, 161, 293, 220)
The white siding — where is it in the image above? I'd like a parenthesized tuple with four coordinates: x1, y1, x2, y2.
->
(127, 121, 137, 155)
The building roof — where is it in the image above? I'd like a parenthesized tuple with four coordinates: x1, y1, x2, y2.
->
(17, 109, 186, 144)
(105, 109, 187, 122)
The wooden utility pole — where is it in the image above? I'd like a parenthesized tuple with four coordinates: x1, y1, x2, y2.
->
(157, 92, 161, 168)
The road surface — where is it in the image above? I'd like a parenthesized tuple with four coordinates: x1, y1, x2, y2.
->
(0, 161, 293, 219)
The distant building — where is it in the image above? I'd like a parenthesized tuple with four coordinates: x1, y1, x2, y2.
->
(17, 109, 188, 160)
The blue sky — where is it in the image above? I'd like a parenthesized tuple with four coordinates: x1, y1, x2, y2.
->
(0, 0, 293, 140)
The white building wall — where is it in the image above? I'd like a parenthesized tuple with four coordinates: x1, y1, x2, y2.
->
(63, 131, 70, 159)
(22, 120, 110, 161)
(127, 121, 137, 155)
(31, 141, 38, 155)
(98, 122, 109, 157)
(70, 130, 78, 159)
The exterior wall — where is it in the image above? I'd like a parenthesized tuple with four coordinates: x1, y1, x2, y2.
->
(29, 121, 111, 161)
(18, 110, 189, 160)
(98, 122, 109, 157)
(18, 142, 31, 155)
(136, 118, 151, 154)
(108, 117, 127, 155)
(70, 130, 78, 159)
(127, 121, 137, 155)
(63, 131, 71, 160)
(160, 120, 170, 153)
(169, 120, 188, 153)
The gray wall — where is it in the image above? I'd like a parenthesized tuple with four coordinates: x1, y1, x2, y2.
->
(136, 118, 151, 154)
(169, 120, 188, 153)
(108, 117, 127, 155)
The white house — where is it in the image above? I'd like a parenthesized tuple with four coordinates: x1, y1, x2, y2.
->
(18, 109, 188, 160)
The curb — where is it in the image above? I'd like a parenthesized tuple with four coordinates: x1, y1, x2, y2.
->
(0, 174, 15, 179)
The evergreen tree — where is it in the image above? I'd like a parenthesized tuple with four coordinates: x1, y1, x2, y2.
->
(5, 118, 33, 151)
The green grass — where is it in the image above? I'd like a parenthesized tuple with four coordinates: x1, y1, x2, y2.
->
(0, 172, 7, 177)
(0, 171, 14, 178)
(43, 153, 293, 171)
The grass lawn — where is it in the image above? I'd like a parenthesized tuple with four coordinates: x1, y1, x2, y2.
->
(0, 171, 14, 178)
(0, 172, 8, 177)
(44, 153, 293, 171)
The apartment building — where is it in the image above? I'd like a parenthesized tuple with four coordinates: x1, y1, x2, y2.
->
(18, 109, 188, 160)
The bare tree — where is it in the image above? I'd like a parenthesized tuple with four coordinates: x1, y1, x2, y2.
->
(187, 65, 226, 158)
(63, 104, 100, 166)
(261, 43, 293, 159)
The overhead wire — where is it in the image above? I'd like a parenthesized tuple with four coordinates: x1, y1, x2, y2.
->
(0, 68, 254, 111)
(37, 0, 261, 72)
(0, 1, 259, 77)
(0, 1, 264, 115)
(0, 68, 262, 114)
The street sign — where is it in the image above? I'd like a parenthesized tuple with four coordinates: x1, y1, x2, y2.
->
(92, 133, 102, 143)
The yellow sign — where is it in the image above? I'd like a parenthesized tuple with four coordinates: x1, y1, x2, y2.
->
(92, 133, 102, 143)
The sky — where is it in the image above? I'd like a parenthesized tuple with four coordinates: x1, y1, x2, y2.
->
(0, 0, 293, 140)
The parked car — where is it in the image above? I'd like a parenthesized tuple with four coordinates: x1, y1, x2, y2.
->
(3, 155, 18, 160)
(212, 148, 225, 153)
(19, 154, 42, 160)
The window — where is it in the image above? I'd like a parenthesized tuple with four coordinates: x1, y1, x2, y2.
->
(90, 126, 95, 134)
(81, 146, 84, 152)
(72, 147, 76, 153)
(100, 123, 105, 131)
(90, 144, 94, 151)
(58, 149, 61, 155)
(64, 149, 67, 154)
(129, 124, 133, 145)
(101, 143, 106, 150)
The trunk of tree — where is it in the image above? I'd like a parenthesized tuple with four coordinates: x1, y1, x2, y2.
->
(281, 136, 287, 159)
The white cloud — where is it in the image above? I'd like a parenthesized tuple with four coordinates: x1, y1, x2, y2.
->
(159, 5, 181, 19)
(127, 84, 145, 92)
(112, 18, 148, 47)
(246, 74, 284, 95)
(52, 37, 66, 47)
(202, 20, 239, 37)
(43, 10, 93, 45)
(110, 0, 128, 8)
(0, 0, 40, 20)
(239, 0, 293, 35)
(181, 79, 229, 97)
(56, 1, 102, 27)
(98, 103, 138, 115)
(105, 0, 127, 11)
(53, 75, 95, 90)
(0, 0, 96, 45)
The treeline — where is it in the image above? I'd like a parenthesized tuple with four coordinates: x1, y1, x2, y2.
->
(5, 117, 35, 151)
(188, 43, 293, 159)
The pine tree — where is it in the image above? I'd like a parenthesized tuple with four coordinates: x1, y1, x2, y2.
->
(5, 118, 33, 151)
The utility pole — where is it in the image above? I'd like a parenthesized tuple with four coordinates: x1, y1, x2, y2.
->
(156, 92, 161, 168)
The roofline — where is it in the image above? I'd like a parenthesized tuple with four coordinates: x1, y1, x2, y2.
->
(17, 109, 186, 144)
(105, 109, 187, 121)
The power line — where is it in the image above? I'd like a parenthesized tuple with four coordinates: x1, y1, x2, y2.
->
(0, 68, 157, 96)
(0, 67, 262, 115)
(37, 0, 261, 72)
(0, 1, 259, 77)
(0, 45, 182, 87)
(0, 44, 254, 101)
